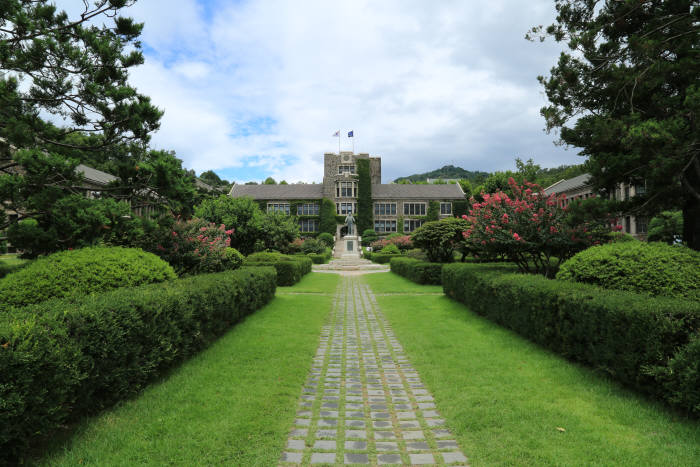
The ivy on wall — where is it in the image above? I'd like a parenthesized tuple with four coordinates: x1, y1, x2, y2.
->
(357, 159, 373, 233)
(453, 200, 469, 218)
(427, 201, 440, 221)
(319, 198, 337, 235)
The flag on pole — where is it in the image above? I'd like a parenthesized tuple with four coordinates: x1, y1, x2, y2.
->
(347, 130, 354, 137)
(332, 130, 339, 137)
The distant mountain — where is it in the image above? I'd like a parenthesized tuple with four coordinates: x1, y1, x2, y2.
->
(393, 165, 490, 183)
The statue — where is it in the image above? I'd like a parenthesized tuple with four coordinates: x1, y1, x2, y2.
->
(344, 213, 355, 236)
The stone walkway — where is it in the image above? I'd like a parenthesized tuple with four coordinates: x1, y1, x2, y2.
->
(280, 276, 469, 466)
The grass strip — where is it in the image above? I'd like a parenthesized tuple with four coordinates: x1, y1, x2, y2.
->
(36, 273, 339, 466)
(362, 272, 700, 466)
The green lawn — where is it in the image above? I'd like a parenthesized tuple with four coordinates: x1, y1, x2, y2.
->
(362, 272, 700, 466)
(361, 270, 443, 294)
(35, 273, 339, 466)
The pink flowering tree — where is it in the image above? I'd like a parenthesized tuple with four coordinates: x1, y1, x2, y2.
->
(463, 178, 616, 276)
(154, 218, 237, 275)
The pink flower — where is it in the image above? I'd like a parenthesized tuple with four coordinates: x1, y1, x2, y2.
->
(513, 233, 522, 241)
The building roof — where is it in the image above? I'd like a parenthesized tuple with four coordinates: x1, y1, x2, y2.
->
(372, 183, 464, 199)
(229, 183, 324, 200)
(544, 173, 591, 195)
(75, 164, 118, 186)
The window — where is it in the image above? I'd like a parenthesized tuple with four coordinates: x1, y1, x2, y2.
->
(635, 217, 648, 234)
(624, 186, 630, 201)
(337, 202, 355, 215)
(440, 202, 452, 215)
(374, 220, 397, 233)
(374, 203, 397, 216)
(267, 203, 290, 215)
(635, 184, 646, 196)
(338, 165, 356, 174)
(403, 203, 426, 216)
(336, 181, 357, 198)
(404, 219, 425, 232)
(297, 203, 319, 216)
(299, 218, 319, 233)
(625, 216, 631, 233)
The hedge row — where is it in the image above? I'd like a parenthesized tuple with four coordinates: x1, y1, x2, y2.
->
(390, 257, 443, 284)
(245, 253, 312, 286)
(364, 251, 402, 264)
(302, 248, 332, 264)
(442, 263, 700, 416)
(0, 267, 277, 463)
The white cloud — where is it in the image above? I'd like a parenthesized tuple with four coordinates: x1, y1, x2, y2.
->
(105, 0, 578, 182)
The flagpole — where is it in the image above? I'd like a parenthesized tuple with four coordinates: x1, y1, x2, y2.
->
(338, 131, 340, 155)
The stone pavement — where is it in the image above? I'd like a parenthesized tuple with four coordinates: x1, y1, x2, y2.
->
(280, 276, 469, 466)
(313, 258, 389, 274)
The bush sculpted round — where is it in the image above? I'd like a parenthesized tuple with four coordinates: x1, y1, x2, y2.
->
(0, 246, 176, 309)
(556, 242, 700, 300)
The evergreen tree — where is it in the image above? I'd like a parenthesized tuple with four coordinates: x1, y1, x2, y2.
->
(530, 0, 700, 248)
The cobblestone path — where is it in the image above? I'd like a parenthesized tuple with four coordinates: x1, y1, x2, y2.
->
(280, 276, 469, 466)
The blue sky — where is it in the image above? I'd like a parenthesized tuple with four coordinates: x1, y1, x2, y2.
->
(62, 0, 582, 183)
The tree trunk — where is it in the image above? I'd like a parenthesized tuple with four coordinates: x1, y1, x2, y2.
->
(683, 197, 700, 251)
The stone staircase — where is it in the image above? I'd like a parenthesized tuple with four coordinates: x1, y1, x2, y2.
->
(313, 257, 389, 272)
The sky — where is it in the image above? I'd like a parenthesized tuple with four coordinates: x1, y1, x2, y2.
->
(61, 0, 583, 183)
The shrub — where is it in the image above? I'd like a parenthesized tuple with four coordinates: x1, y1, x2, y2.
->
(442, 263, 700, 415)
(317, 232, 335, 248)
(556, 242, 700, 300)
(464, 179, 614, 276)
(0, 267, 277, 463)
(390, 257, 442, 284)
(244, 253, 312, 286)
(411, 217, 469, 263)
(382, 243, 400, 254)
(365, 252, 401, 264)
(301, 238, 325, 254)
(0, 247, 176, 309)
(0, 258, 29, 279)
(607, 231, 637, 242)
(223, 248, 244, 270)
(404, 248, 429, 261)
(361, 229, 377, 246)
(287, 237, 304, 254)
(319, 198, 337, 235)
(647, 210, 683, 244)
(150, 218, 235, 275)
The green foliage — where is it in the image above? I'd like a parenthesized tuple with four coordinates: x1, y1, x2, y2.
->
(306, 248, 332, 264)
(0, 267, 276, 463)
(458, 179, 472, 198)
(532, 0, 700, 249)
(411, 217, 468, 263)
(0, 247, 175, 309)
(381, 243, 400, 254)
(6, 195, 135, 258)
(607, 231, 637, 243)
(199, 170, 229, 187)
(556, 242, 700, 301)
(244, 253, 312, 286)
(364, 251, 401, 264)
(301, 238, 325, 254)
(0, 257, 29, 279)
(317, 232, 334, 248)
(361, 228, 378, 246)
(195, 196, 299, 255)
(263, 177, 276, 185)
(427, 201, 440, 221)
(319, 198, 337, 235)
(223, 248, 244, 270)
(356, 159, 372, 233)
(404, 248, 429, 261)
(648, 211, 683, 244)
(390, 257, 443, 285)
(442, 262, 700, 416)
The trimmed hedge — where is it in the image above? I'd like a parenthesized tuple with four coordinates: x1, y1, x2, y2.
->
(244, 253, 312, 286)
(0, 247, 176, 309)
(306, 248, 332, 264)
(442, 263, 700, 416)
(390, 257, 443, 284)
(0, 266, 277, 463)
(557, 242, 699, 300)
(364, 251, 402, 264)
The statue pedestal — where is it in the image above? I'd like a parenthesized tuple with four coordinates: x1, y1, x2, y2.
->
(340, 235, 360, 258)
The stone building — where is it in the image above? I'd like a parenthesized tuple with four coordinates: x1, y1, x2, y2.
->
(544, 173, 648, 239)
(229, 151, 465, 237)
